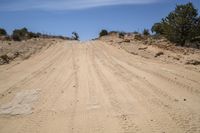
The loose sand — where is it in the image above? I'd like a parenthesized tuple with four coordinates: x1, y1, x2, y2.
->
(0, 40, 200, 133)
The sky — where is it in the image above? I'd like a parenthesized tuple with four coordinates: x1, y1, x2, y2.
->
(0, 0, 200, 40)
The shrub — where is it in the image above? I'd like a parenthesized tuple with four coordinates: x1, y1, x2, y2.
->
(0, 28, 7, 36)
(0, 55, 9, 64)
(99, 29, 108, 37)
(143, 29, 150, 36)
(12, 28, 30, 41)
(133, 31, 139, 34)
(28, 32, 39, 38)
(119, 32, 125, 39)
(152, 2, 200, 46)
(134, 34, 143, 41)
(72, 32, 79, 40)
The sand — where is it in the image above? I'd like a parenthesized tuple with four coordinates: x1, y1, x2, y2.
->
(0, 40, 200, 133)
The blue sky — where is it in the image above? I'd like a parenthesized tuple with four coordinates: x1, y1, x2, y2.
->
(0, 0, 200, 40)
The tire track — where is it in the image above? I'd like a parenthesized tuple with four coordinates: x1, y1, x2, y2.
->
(93, 43, 200, 133)
(90, 45, 142, 133)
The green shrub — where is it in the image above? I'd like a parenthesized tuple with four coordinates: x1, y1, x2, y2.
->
(0, 55, 9, 64)
(133, 31, 139, 34)
(143, 29, 150, 36)
(99, 29, 108, 37)
(28, 32, 39, 38)
(134, 34, 143, 41)
(12, 28, 30, 41)
(72, 32, 79, 40)
(0, 28, 7, 36)
(119, 32, 125, 39)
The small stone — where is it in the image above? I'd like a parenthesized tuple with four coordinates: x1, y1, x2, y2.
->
(174, 99, 179, 102)
(155, 51, 164, 57)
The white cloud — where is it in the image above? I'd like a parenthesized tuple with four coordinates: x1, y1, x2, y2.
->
(0, 0, 161, 11)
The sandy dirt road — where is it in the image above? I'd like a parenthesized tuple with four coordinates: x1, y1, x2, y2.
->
(0, 40, 200, 133)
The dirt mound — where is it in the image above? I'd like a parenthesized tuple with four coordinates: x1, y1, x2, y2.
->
(0, 38, 62, 65)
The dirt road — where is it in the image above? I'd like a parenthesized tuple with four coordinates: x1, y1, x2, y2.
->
(0, 41, 200, 133)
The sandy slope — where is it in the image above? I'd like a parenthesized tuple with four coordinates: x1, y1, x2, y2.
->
(0, 40, 200, 133)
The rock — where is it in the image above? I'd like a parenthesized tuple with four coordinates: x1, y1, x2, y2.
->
(6, 53, 15, 60)
(173, 56, 180, 60)
(185, 60, 200, 65)
(130, 52, 138, 55)
(144, 40, 148, 45)
(6, 52, 20, 60)
(155, 51, 164, 57)
(138, 47, 148, 50)
(124, 39, 131, 43)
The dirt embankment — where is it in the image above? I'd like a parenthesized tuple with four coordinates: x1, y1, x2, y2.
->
(0, 38, 63, 65)
(99, 34, 200, 72)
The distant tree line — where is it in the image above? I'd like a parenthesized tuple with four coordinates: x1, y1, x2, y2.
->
(0, 27, 71, 41)
(99, 29, 149, 38)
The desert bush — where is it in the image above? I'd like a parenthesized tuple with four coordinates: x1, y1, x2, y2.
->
(133, 31, 139, 34)
(12, 28, 30, 41)
(152, 2, 200, 47)
(143, 29, 150, 36)
(119, 32, 125, 39)
(0, 28, 7, 36)
(28, 32, 39, 38)
(0, 55, 9, 64)
(134, 34, 143, 41)
(99, 29, 108, 37)
(72, 32, 79, 40)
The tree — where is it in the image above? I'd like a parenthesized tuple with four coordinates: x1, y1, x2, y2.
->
(12, 27, 30, 41)
(152, 2, 200, 46)
(99, 29, 108, 37)
(72, 32, 79, 40)
(0, 28, 7, 36)
(143, 29, 150, 36)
